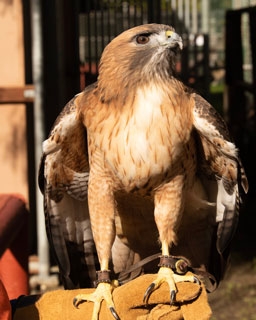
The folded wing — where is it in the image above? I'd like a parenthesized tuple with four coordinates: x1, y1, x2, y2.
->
(38, 86, 98, 288)
(192, 93, 248, 258)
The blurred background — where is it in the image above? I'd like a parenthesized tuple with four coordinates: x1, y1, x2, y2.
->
(0, 0, 255, 318)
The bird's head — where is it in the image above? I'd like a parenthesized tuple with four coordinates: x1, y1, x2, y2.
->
(97, 24, 183, 104)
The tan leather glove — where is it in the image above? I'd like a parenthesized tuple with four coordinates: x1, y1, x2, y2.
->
(13, 273, 212, 320)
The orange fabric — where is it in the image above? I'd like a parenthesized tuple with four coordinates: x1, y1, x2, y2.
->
(0, 279, 11, 320)
(0, 249, 29, 300)
(13, 273, 212, 320)
(0, 194, 29, 299)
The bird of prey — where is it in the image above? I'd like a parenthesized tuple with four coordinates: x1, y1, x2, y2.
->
(39, 23, 248, 320)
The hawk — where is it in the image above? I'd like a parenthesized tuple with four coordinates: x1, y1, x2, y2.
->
(39, 23, 248, 320)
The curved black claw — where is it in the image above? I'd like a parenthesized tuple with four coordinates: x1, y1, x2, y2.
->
(170, 290, 176, 305)
(143, 283, 156, 305)
(109, 306, 120, 320)
(193, 276, 201, 285)
(73, 297, 81, 309)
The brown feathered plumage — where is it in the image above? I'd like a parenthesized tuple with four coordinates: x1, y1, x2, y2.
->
(39, 24, 248, 319)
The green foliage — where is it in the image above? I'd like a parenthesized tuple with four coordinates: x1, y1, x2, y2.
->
(210, 0, 232, 9)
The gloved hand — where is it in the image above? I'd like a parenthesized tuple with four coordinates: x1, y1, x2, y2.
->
(13, 272, 212, 320)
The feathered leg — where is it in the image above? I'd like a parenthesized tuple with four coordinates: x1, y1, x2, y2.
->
(73, 161, 120, 320)
(144, 176, 200, 304)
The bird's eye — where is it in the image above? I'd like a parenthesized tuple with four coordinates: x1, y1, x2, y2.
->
(136, 35, 150, 44)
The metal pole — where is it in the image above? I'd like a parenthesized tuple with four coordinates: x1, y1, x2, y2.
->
(192, 0, 198, 34)
(178, 0, 183, 21)
(30, 0, 50, 280)
(171, 0, 177, 11)
(201, 0, 209, 33)
(184, 0, 190, 30)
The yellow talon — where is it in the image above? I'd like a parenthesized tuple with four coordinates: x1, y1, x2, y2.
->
(73, 282, 119, 320)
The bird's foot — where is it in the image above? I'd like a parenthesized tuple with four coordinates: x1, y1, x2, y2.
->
(143, 255, 200, 305)
(73, 270, 120, 320)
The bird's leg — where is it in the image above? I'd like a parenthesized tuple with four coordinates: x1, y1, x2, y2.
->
(143, 240, 199, 304)
(73, 265, 119, 320)
(73, 240, 119, 320)
(73, 166, 120, 320)
(144, 177, 200, 305)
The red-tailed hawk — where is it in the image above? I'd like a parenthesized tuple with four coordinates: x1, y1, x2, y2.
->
(39, 24, 248, 320)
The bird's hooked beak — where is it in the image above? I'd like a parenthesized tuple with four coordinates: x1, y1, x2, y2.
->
(164, 30, 183, 50)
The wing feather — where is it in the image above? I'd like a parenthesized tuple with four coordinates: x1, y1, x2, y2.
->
(192, 93, 248, 256)
(38, 85, 98, 288)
